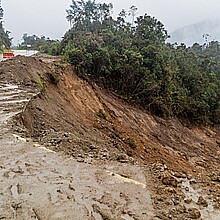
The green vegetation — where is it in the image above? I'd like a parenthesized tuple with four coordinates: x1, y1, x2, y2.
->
(34, 78, 45, 91)
(97, 109, 107, 119)
(40, 40, 61, 56)
(59, 0, 220, 125)
(18, 34, 47, 50)
(18, 33, 61, 55)
(127, 151, 133, 157)
(0, 1, 12, 50)
(125, 137, 137, 149)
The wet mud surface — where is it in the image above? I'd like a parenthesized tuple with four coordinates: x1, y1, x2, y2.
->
(0, 137, 154, 219)
(0, 81, 154, 219)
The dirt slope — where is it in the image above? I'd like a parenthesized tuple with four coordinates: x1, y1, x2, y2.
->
(21, 56, 220, 173)
(0, 55, 220, 219)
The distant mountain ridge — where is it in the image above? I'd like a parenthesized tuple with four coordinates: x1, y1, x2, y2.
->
(169, 20, 220, 46)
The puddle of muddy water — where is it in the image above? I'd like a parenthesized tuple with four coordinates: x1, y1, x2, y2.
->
(181, 180, 220, 220)
(182, 180, 201, 202)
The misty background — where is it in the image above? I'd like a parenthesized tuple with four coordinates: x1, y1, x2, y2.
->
(2, 0, 220, 45)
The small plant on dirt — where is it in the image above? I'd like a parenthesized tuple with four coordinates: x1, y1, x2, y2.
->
(97, 109, 107, 120)
(54, 62, 66, 70)
(125, 137, 137, 149)
(34, 78, 45, 90)
(127, 151, 133, 157)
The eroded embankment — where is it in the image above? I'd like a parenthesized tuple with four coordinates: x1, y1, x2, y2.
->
(21, 58, 220, 174)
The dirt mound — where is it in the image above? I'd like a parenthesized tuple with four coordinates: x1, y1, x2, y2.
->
(0, 55, 51, 85)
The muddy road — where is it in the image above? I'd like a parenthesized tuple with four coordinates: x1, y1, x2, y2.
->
(0, 76, 154, 219)
(0, 55, 220, 219)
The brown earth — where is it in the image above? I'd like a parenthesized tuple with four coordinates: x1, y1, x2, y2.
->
(0, 55, 220, 219)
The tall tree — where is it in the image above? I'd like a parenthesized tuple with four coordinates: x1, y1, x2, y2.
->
(0, 1, 11, 50)
(0, 0, 4, 29)
(66, 0, 113, 30)
(62, 1, 220, 124)
(128, 5, 137, 26)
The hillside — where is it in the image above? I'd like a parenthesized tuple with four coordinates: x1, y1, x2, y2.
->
(22, 57, 220, 173)
(0, 55, 219, 219)
(170, 20, 220, 45)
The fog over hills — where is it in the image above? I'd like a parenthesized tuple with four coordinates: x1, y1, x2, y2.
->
(169, 20, 220, 46)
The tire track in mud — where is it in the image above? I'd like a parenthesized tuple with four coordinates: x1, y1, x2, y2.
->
(0, 82, 154, 219)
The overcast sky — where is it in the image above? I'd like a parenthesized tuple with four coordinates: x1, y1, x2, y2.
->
(2, 0, 220, 44)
